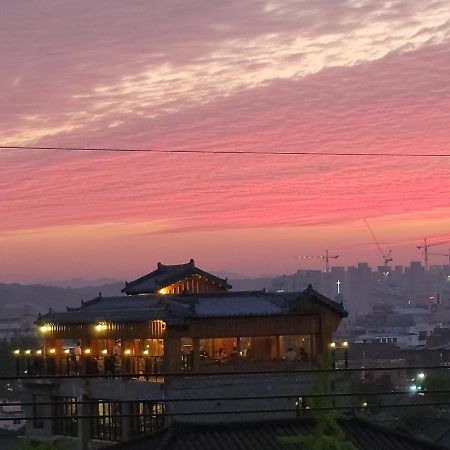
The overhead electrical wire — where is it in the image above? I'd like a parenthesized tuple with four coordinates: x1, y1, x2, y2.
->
(1, 145, 450, 157)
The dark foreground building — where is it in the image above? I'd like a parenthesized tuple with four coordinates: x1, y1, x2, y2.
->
(21, 260, 347, 449)
(103, 417, 448, 450)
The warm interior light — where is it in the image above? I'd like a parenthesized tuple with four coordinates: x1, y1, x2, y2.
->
(39, 325, 49, 333)
(158, 287, 169, 295)
(102, 349, 108, 355)
(143, 349, 149, 355)
(25, 349, 31, 355)
(124, 349, 131, 355)
(49, 348, 56, 354)
(64, 349, 70, 354)
(95, 324, 102, 331)
(13, 349, 20, 355)
(84, 348, 91, 354)
(35, 350, 42, 355)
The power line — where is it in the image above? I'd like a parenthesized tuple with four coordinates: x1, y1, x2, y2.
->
(1, 145, 450, 158)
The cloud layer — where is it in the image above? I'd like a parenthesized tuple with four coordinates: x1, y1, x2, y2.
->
(1, 1, 450, 279)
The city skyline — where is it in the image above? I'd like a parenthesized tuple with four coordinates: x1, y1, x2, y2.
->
(2, 1, 450, 282)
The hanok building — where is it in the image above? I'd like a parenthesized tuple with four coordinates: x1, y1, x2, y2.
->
(23, 260, 347, 448)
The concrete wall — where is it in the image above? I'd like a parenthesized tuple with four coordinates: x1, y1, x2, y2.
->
(163, 372, 315, 423)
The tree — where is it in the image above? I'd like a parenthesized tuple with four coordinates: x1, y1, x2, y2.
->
(279, 354, 358, 450)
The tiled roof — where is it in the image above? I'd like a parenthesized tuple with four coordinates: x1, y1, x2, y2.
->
(122, 259, 232, 294)
(103, 417, 447, 450)
(36, 286, 347, 326)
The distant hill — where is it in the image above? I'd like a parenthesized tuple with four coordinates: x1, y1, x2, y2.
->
(0, 282, 124, 315)
(42, 278, 121, 289)
(0, 276, 276, 318)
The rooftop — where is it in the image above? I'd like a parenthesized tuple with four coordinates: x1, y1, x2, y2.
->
(103, 416, 446, 450)
(37, 285, 347, 326)
(122, 259, 232, 294)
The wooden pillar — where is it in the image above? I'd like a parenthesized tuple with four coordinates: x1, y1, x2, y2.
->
(275, 336, 281, 359)
(192, 338, 200, 371)
(163, 337, 182, 372)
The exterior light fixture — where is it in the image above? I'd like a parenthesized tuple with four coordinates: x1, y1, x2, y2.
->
(13, 349, 20, 356)
(102, 349, 108, 355)
(143, 350, 149, 356)
(342, 341, 349, 348)
(124, 349, 131, 355)
(39, 325, 49, 333)
(95, 323, 108, 331)
(25, 349, 31, 355)
(64, 349, 70, 354)
(49, 348, 56, 354)
(362, 401, 368, 408)
(417, 372, 425, 380)
(84, 349, 91, 355)
(35, 350, 42, 356)
(330, 342, 336, 348)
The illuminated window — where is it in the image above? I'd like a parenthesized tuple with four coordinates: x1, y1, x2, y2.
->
(90, 400, 122, 441)
(52, 397, 78, 437)
(131, 401, 165, 435)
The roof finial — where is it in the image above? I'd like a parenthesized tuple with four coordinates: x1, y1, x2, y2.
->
(189, 258, 195, 266)
(157, 262, 162, 269)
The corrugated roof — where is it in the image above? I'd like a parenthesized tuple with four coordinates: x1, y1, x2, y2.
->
(103, 417, 447, 450)
(194, 295, 281, 317)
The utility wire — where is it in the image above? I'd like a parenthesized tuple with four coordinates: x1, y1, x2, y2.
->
(4, 388, 450, 407)
(1, 145, 450, 158)
(2, 402, 450, 422)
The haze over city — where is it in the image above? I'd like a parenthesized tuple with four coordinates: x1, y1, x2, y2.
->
(2, 1, 450, 282)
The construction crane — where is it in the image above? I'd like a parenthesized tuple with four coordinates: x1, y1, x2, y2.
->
(363, 219, 392, 266)
(428, 248, 450, 266)
(295, 249, 339, 272)
(417, 238, 448, 270)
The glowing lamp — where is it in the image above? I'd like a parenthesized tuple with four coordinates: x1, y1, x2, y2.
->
(143, 350, 149, 356)
(84, 348, 91, 355)
(362, 401, 368, 408)
(35, 350, 42, 356)
(39, 325, 49, 333)
(102, 349, 108, 355)
(64, 349, 70, 354)
(330, 342, 336, 348)
(342, 341, 349, 348)
(49, 348, 56, 354)
(124, 349, 131, 355)
(13, 349, 20, 356)
(25, 349, 31, 355)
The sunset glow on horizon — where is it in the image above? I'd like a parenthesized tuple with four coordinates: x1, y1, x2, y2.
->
(2, 1, 450, 282)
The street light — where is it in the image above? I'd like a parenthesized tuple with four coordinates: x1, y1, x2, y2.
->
(330, 341, 350, 369)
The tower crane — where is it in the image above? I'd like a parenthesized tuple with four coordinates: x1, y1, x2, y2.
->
(363, 219, 392, 267)
(428, 248, 450, 266)
(417, 238, 448, 270)
(295, 249, 339, 272)
(416, 238, 447, 270)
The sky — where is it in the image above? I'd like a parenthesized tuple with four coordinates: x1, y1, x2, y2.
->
(1, 0, 450, 283)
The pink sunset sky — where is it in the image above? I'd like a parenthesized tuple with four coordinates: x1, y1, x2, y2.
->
(1, 0, 450, 283)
